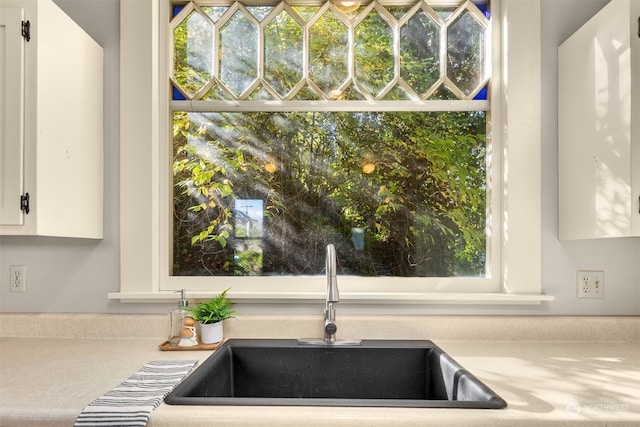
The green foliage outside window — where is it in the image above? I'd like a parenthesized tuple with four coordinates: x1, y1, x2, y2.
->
(173, 110, 486, 276)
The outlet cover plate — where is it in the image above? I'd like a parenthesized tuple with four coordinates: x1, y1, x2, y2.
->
(577, 270, 604, 299)
(9, 265, 26, 293)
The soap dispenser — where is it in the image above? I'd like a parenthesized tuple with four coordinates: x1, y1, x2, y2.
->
(168, 289, 189, 346)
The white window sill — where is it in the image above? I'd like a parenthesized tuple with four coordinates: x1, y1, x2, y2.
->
(108, 291, 553, 305)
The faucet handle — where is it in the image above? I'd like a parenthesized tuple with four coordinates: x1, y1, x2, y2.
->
(324, 320, 337, 336)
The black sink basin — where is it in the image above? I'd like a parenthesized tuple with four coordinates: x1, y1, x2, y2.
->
(165, 339, 506, 408)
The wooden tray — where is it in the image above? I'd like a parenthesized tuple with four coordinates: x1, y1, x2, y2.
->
(159, 339, 223, 351)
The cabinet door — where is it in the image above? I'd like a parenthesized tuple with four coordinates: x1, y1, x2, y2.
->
(558, 0, 638, 239)
(0, 8, 25, 226)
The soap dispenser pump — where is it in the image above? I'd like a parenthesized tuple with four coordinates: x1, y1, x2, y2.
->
(168, 289, 189, 346)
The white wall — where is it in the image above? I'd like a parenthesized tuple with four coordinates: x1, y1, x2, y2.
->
(538, 0, 639, 316)
(0, 0, 638, 315)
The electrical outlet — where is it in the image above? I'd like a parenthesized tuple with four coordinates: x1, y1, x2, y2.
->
(9, 265, 26, 293)
(577, 270, 604, 299)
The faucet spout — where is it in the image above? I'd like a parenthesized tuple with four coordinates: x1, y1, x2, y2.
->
(297, 244, 360, 346)
(326, 244, 339, 304)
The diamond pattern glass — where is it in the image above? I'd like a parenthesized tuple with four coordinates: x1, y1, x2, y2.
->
(173, 10, 214, 97)
(219, 10, 258, 97)
(447, 10, 486, 97)
(308, 9, 349, 98)
(355, 11, 394, 98)
(264, 11, 303, 97)
(170, 1, 489, 102)
(400, 10, 441, 97)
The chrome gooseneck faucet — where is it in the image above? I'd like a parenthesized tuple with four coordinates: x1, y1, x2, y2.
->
(298, 244, 361, 346)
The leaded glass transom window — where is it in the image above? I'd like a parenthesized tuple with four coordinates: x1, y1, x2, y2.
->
(171, 0, 489, 101)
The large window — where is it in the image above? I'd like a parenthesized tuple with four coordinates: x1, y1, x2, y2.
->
(170, 0, 494, 279)
(115, 0, 546, 304)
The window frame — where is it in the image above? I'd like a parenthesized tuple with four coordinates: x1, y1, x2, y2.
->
(112, 0, 552, 305)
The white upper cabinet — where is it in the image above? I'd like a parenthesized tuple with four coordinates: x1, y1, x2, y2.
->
(559, 0, 640, 240)
(0, 0, 103, 238)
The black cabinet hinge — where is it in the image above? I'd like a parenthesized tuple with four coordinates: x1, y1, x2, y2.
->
(20, 193, 30, 214)
(21, 20, 30, 42)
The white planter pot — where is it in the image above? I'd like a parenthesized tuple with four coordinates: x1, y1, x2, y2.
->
(199, 321, 223, 344)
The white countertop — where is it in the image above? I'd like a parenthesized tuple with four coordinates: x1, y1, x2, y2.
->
(0, 314, 638, 426)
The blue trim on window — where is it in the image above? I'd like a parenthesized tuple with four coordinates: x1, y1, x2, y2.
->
(173, 5, 183, 17)
(173, 86, 186, 101)
(473, 1, 491, 19)
(473, 87, 487, 100)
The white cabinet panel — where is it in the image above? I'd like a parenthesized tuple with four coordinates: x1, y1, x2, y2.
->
(0, 0, 103, 238)
(559, 0, 640, 239)
(0, 8, 25, 226)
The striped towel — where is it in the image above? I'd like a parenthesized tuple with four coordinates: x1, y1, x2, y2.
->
(74, 360, 198, 427)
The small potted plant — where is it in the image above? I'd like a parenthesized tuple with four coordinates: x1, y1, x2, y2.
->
(186, 288, 237, 344)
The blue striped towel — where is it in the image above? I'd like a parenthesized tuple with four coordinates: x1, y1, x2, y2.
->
(74, 360, 198, 426)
